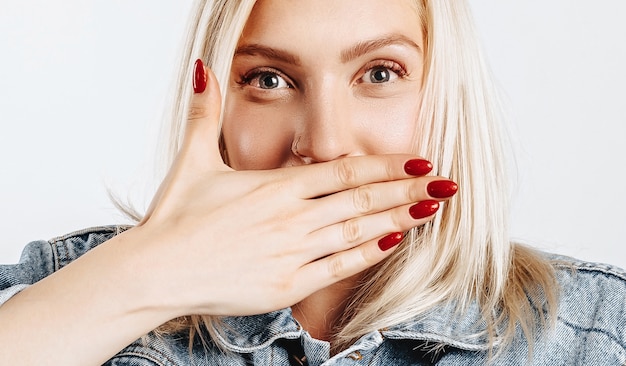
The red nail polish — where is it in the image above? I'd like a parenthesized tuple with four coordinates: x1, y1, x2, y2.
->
(193, 59, 207, 94)
(378, 232, 403, 251)
(409, 200, 439, 219)
(404, 159, 433, 176)
(427, 180, 458, 199)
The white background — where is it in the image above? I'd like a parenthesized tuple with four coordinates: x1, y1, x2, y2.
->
(0, 1, 624, 269)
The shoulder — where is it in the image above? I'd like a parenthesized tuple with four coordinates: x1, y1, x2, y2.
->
(1, 225, 133, 306)
(48, 225, 132, 247)
(5, 225, 131, 281)
(549, 252, 626, 279)
(548, 252, 626, 307)
(45, 225, 132, 269)
(545, 253, 626, 357)
(13, 225, 130, 273)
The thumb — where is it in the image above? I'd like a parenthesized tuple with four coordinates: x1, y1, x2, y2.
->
(182, 58, 224, 167)
(139, 60, 224, 225)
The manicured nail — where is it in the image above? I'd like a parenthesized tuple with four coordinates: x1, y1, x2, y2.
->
(193, 58, 207, 94)
(409, 200, 439, 219)
(404, 159, 433, 176)
(378, 232, 404, 251)
(427, 180, 458, 199)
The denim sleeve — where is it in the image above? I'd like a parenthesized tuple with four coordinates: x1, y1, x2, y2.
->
(0, 226, 130, 306)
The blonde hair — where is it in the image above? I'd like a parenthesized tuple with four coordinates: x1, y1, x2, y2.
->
(157, 0, 558, 360)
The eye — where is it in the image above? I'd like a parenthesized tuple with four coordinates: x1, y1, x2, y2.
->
(366, 67, 393, 83)
(243, 70, 291, 89)
(359, 62, 406, 84)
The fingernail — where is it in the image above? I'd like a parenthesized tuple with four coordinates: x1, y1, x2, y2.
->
(193, 58, 207, 94)
(409, 200, 439, 219)
(378, 232, 404, 251)
(404, 159, 433, 176)
(427, 180, 458, 199)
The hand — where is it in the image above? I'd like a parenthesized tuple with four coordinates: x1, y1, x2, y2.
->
(131, 60, 457, 317)
(0, 62, 456, 366)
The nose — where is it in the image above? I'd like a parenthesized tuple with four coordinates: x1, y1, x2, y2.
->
(293, 82, 360, 163)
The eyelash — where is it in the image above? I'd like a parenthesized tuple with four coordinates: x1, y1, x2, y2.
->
(360, 60, 408, 82)
(237, 67, 294, 89)
(237, 60, 409, 89)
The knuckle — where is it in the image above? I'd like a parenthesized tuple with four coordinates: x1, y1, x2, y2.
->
(188, 104, 209, 121)
(273, 276, 295, 294)
(341, 218, 362, 245)
(335, 159, 358, 187)
(327, 256, 346, 279)
(352, 186, 374, 214)
(406, 180, 422, 202)
(389, 208, 404, 230)
(385, 158, 396, 180)
(359, 246, 378, 266)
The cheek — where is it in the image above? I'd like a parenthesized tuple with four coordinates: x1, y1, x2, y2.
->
(222, 100, 295, 170)
(355, 95, 421, 155)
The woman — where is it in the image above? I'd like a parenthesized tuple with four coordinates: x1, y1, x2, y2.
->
(1, 0, 624, 365)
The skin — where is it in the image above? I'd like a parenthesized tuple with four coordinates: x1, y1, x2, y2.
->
(224, 0, 424, 169)
(223, 0, 426, 339)
(0, 0, 456, 364)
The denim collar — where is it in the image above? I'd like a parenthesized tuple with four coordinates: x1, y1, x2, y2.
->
(380, 300, 497, 352)
(214, 300, 496, 353)
(215, 308, 303, 352)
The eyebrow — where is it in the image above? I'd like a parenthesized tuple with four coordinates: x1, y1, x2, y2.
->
(340, 34, 422, 63)
(234, 34, 422, 66)
(234, 44, 302, 66)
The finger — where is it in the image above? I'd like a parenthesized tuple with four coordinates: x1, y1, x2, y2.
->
(290, 155, 432, 199)
(296, 234, 404, 295)
(302, 200, 438, 260)
(182, 59, 225, 168)
(305, 176, 457, 226)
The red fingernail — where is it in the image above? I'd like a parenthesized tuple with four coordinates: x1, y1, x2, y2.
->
(409, 200, 439, 219)
(404, 159, 433, 176)
(378, 232, 403, 251)
(427, 180, 458, 199)
(193, 59, 207, 94)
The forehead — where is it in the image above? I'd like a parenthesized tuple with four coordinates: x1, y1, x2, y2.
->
(239, 0, 423, 50)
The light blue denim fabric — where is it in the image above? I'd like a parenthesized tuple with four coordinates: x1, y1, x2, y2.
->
(1, 226, 625, 365)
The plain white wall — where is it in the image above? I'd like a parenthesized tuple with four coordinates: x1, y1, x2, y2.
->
(471, 0, 626, 268)
(0, 0, 193, 262)
(0, 1, 624, 269)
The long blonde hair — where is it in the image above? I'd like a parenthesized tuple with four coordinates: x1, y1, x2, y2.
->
(157, 0, 558, 359)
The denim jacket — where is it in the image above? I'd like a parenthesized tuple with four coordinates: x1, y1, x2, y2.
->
(1, 226, 625, 365)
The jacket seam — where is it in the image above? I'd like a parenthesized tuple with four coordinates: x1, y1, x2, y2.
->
(557, 316, 626, 351)
(553, 262, 626, 283)
(108, 350, 175, 366)
(47, 225, 133, 272)
(48, 225, 132, 243)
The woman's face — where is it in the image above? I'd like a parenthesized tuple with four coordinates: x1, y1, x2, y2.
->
(222, 0, 425, 170)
